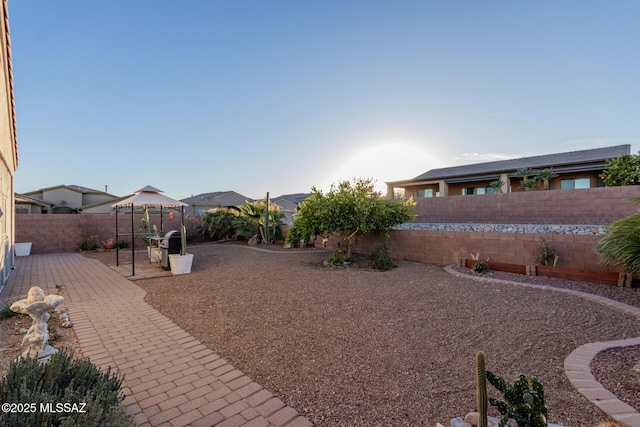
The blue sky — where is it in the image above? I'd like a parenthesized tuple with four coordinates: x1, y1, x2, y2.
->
(9, 1, 640, 200)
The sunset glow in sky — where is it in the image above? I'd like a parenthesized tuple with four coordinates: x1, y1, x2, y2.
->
(9, 1, 639, 199)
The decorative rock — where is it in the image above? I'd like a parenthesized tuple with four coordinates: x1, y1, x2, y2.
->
(60, 314, 69, 320)
(248, 234, 260, 246)
(18, 328, 28, 335)
(463, 413, 504, 427)
(449, 417, 473, 427)
(10, 286, 64, 362)
(395, 222, 605, 235)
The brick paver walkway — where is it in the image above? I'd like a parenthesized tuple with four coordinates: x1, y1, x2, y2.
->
(1, 253, 311, 427)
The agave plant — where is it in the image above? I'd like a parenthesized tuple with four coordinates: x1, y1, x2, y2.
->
(535, 168, 558, 190)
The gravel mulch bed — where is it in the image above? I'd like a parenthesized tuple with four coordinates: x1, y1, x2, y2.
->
(591, 345, 640, 413)
(449, 265, 640, 308)
(86, 244, 640, 426)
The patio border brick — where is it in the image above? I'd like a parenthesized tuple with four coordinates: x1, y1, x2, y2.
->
(0, 254, 311, 427)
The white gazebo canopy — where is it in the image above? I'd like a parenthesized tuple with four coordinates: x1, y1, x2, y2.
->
(112, 186, 189, 277)
(112, 185, 188, 208)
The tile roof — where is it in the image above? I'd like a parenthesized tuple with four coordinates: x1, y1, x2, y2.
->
(412, 144, 630, 181)
(180, 191, 252, 206)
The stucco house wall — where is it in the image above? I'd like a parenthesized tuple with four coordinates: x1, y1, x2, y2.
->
(0, 0, 18, 286)
(41, 187, 83, 208)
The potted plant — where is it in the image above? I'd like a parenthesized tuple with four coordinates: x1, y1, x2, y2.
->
(139, 207, 160, 261)
(103, 239, 115, 250)
(169, 224, 193, 274)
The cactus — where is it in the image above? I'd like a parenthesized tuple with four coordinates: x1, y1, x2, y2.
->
(487, 370, 548, 427)
(180, 224, 187, 256)
(476, 351, 488, 427)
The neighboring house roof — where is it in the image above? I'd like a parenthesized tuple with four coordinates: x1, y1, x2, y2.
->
(180, 191, 252, 207)
(390, 144, 631, 185)
(271, 198, 297, 212)
(23, 184, 117, 197)
(79, 194, 134, 212)
(15, 193, 52, 207)
(272, 193, 311, 205)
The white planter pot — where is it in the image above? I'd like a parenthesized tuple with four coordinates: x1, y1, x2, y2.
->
(169, 253, 193, 275)
(15, 242, 32, 256)
(147, 246, 160, 262)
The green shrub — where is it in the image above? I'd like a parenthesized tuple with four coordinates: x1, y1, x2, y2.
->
(369, 243, 395, 271)
(115, 240, 129, 249)
(328, 250, 347, 264)
(0, 301, 18, 320)
(79, 240, 98, 251)
(534, 238, 557, 266)
(200, 208, 240, 241)
(472, 261, 490, 274)
(0, 349, 135, 426)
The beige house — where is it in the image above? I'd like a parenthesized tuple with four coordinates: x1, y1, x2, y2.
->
(15, 193, 52, 214)
(387, 145, 630, 199)
(19, 184, 120, 214)
(271, 193, 311, 226)
(0, 0, 18, 285)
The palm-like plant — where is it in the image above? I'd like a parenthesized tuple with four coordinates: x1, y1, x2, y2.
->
(594, 197, 640, 274)
(489, 180, 505, 193)
(520, 178, 540, 191)
(536, 168, 559, 190)
(235, 200, 285, 242)
(514, 168, 538, 181)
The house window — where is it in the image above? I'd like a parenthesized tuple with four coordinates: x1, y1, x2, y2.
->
(560, 178, 590, 190)
(394, 188, 405, 199)
(417, 189, 433, 198)
(486, 187, 498, 194)
(463, 187, 491, 195)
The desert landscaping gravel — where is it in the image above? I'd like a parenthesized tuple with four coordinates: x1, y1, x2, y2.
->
(87, 244, 640, 426)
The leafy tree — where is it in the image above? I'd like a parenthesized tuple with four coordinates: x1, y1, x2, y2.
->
(285, 178, 416, 259)
(594, 197, 640, 274)
(600, 154, 640, 186)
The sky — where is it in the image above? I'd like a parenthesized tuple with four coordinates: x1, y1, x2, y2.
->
(8, 1, 640, 200)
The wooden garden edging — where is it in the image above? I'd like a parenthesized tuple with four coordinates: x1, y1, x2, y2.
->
(462, 259, 632, 287)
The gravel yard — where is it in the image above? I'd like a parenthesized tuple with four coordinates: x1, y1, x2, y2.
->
(87, 243, 640, 426)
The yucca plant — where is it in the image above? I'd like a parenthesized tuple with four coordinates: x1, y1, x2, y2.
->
(594, 197, 640, 275)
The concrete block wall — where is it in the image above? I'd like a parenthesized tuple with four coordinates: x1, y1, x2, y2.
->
(15, 214, 187, 254)
(412, 186, 640, 224)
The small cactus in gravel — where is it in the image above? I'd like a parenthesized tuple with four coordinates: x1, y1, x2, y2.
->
(476, 351, 488, 427)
